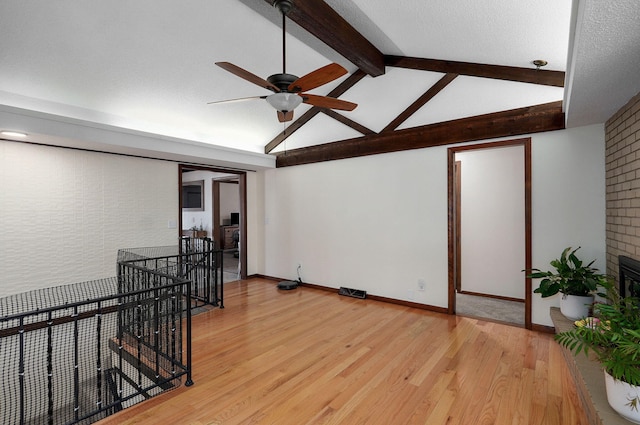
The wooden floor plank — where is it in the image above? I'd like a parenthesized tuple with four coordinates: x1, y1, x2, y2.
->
(97, 278, 588, 425)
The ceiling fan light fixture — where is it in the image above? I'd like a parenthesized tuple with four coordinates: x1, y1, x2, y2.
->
(266, 92, 303, 112)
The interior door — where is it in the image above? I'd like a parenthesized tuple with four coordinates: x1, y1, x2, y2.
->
(448, 139, 532, 328)
(457, 145, 525, 300)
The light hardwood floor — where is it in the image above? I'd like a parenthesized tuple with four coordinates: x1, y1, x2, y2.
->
(97, 278, 587, 425)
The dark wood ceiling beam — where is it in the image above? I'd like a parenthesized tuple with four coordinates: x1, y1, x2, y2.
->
(263, 0, 385, 77)
(275, 101, 564, 167)
(265, 70, 367, 153)
(321, 109, 375, 136)
(386, 56, 565, 87)
(381, 73, 459, 133)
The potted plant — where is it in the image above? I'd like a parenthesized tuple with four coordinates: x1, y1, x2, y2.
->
(190, 223, 207, 238)
(526, 246, 608, 320)
(555, 288, 640, 423)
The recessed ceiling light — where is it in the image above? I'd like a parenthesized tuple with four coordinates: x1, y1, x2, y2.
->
(1, 131, 28, 138)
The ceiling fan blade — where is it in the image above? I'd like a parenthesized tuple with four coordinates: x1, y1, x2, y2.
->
(215, 62, 280, 93)
(277, 110, 294, 122)
(302, 94, 357, 111)
(288, 63, 348, 93)
(207, 95, 267, 105)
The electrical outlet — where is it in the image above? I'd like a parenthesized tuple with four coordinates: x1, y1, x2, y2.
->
(418, 279, 426, 291)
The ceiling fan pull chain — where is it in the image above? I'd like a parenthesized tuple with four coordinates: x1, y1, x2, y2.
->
(283, 122, 287, 155)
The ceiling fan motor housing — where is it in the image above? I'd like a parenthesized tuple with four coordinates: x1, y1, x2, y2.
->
(267, 73, 299, 92)
(266, 73, 302, 112)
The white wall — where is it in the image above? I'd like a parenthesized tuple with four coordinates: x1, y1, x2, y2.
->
(246, 171, 263, 277)
(0, 141, 179, 297)
(457, 145, 525, 299)
(263, 148, 450, 307)
(219, 182, 240, 225)
(530, 124, 606, 325)
(260, 124, 606, 326)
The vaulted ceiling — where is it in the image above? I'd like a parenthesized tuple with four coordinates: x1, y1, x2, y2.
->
(0, 1, 638, 169)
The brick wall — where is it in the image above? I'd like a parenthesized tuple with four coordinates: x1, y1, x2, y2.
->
(605, 91, 640, 283)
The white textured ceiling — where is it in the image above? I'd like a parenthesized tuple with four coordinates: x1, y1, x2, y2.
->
(564, 0, 640, 127)
(0, 0, 638, 161)
(337, 0, 571, 70)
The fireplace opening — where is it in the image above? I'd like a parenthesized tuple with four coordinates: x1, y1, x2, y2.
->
(618, 255, 640, 298)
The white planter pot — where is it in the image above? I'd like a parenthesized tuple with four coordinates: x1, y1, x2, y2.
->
(605, 370, 640, 424)
(559, 293, 593, 320)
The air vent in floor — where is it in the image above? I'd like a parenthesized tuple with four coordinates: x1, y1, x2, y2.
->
(338, 287, 367, 299)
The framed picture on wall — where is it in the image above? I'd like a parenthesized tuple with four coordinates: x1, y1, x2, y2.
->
(182, 180, 204, 211)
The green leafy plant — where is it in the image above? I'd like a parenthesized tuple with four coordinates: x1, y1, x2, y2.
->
(526, 246, 608, 297)
(555, 288, 640, 407)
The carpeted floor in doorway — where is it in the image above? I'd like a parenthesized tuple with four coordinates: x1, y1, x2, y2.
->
(456, 293, 525, 325)
(222, 251, 240, 283)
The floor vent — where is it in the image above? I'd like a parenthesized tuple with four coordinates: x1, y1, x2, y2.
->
(338, 287, 367, 299)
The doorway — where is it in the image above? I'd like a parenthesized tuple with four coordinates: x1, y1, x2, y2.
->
(179, 165, 247, 283)
(213, 178, 243, 283)
(447, 138, 532, 328)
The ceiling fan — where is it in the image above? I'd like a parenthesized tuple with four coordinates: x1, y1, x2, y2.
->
(209, 0, 357, 123)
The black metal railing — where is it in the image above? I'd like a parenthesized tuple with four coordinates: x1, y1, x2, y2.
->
(180, 237, 224, 308)
(117, 237, 223, 308)
(0, 272, 190, 425)
(0, 238, 222, 425)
